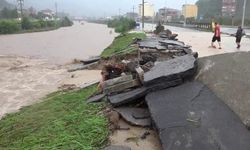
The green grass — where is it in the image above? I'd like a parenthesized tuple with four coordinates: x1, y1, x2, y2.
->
(101, 33, 146, 58)
(0, 86, 109, 150)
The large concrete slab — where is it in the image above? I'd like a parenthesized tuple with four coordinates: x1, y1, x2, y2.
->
(146, 81, 250, 150)
(196, 52, 250, 124)
(144, 55, 197, 86)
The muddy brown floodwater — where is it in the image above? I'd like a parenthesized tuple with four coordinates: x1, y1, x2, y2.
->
(0, 22, 117, 118)
(0, 21, 118, 64)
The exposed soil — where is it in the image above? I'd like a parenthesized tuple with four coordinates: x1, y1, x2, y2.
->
(109, 120, 162, 150)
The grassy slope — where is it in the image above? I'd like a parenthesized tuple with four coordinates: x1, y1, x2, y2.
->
(101, 33, 146, 58)
(0, 86, 109, 150)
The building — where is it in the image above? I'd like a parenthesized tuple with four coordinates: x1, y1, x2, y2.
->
(222, 0, 236, 16)
(158, 7, 181, 22)
(139, 2, 155, 17)
(125, 12, 138, 20)
(40, 9, 56, 20)
(182, 4, 198, 19)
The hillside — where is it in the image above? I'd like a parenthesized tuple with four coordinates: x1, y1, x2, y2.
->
(0, 0, 15, 10)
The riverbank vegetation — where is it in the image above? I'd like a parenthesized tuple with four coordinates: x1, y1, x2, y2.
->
(0, 17, 73, 34)
(107, 17, 136, 33)
(0, 6, 73, 34)
(0, 85, 109, 149)
(101, 32, 146, 58)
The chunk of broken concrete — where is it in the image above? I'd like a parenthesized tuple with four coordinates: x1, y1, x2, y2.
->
(105, 145, 131, 150)
(103, 75, 133, 87)
(146, 81, 250, 150)
(104, 79, 140, 94)
(144, 55, 197, 86)
(80, 56, 100, 65)
(114, 107, 151, 127)
(108, 87, 148, 107)
(135, 67, 144, 83)
(68, 62, 98, 72)
(86, 93, 106, 103)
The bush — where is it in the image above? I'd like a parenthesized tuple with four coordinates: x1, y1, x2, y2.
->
(32, 21, 42, 29)
(38, 19, 46, 28)
(21, 17, 33, 30)
(60, 17, 73, 27)
(0, 20, 20, 34)
(46, 21, 56, 27)
(108, 17, 136, 33)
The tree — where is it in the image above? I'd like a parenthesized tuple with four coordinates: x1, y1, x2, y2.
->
(21, 17, 32, 30)
(0, 7, 18, 19)
(196, 0, 222, 20)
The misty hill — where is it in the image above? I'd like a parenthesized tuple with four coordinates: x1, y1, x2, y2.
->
(0, 0, 15, 10)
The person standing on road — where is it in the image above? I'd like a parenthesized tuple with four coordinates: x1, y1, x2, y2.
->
(211, 22, 222, 49)
(235, 26, 245, 49)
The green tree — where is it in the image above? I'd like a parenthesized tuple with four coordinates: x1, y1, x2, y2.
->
(196, 0, 222, 20)
(0, 20, 20, 34)
(0, 7, 18, 19)
(21, 17, 33, 30)
(60, 17, 73, 27)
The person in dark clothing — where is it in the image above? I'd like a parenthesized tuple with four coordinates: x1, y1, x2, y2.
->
(236, 26, 245, 49)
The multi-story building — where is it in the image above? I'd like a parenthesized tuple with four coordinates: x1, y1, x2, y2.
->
(158, 7, 181, 22)
(182, 4, 198, 19)
(126, 12, 139, 20)
(139, 2, 155, 17)
(222, 0, 236, 16)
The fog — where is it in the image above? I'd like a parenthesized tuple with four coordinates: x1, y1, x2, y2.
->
(7, 0, 197, 17)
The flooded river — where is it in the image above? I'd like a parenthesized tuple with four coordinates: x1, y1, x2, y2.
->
(0, 22, 117, 118)
(0, 22, 118, 64)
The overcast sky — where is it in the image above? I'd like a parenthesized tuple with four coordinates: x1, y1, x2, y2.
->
(8, 0, 197, 17)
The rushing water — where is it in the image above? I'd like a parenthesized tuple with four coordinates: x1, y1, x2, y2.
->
(0, 21, 117, 64)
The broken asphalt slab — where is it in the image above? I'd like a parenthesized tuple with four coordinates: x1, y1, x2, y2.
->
(108, 55, 196, 107)
(80, 56, 100, 65)
(196, 52, 250, 125)
(146, 81, 250, 150)
(138, 37, 167, 50)
(108, 87, 148, 107)
(144, 55, 197, 86)
(159, 39, 185, 47)
(108, 78, 182, 107)
(114, 107, 151, 127)
(86, 93, 106, 103)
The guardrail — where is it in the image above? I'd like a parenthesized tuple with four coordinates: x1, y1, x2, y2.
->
(166, 22, 212, 32)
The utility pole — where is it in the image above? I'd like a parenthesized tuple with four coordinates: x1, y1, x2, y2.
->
(242, 0, 247, 28)
(133, 5, 135, 20)
(119, 8, 121, 18)
(17, 0, 24, 19)
(142, 0, 144, 30)
(184, 0, 187, 27)
(55, 2, 58, 17)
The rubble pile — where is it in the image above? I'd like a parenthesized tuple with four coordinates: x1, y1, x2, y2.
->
(83, 30, 250, 150)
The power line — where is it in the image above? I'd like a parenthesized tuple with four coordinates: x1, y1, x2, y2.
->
(17, 0, 24, 18)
